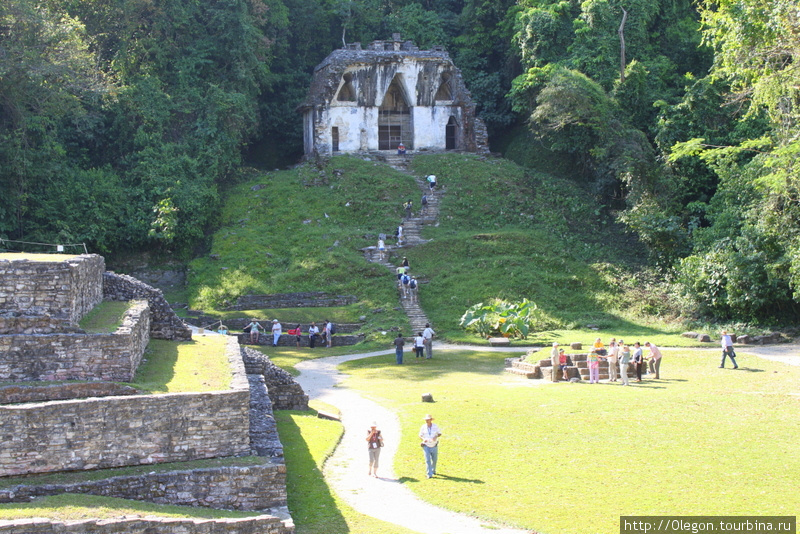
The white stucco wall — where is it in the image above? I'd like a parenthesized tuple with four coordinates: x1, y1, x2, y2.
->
(303, 50, 480, 155)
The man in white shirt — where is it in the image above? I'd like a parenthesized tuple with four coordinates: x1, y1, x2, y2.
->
(271, 320, 282, 347)
(418, 414, 442, 479)
(422, 323, 435, 359)
(308, 322, 320, 349)
(719, 330, 738, 369)
(325, 320, 333, 347)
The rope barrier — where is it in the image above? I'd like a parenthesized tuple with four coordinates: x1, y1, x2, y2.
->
(0, 238, 88, 254)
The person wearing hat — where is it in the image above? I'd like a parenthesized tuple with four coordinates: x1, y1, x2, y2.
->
(550, 342, 560, 382)
(419, 414, 442, 479)
(271, 319, 282, 347)
(366, 422, 384, 477)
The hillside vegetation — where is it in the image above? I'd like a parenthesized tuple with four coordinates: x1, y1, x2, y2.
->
(187, 154, 706, 345)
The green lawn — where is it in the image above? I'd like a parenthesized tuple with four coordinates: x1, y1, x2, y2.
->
(336, 348, 800, 534)
(129, 335, 231, 393)
(79, 301, 131, 333)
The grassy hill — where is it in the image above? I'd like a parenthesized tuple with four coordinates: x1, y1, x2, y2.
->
(186, 153, 700, 345)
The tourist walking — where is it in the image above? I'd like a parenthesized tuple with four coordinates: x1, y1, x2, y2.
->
(422, 323, 435, 359)
(404, 200, 413, 219)
(246, 319, 262, 344)
(421, 193, 428, 215)
(366, 422, 384, 477)
(394, 332, 405, 364)
(419, 414, 442, 479)
(324, 319, 333, 348)
(377, 237, 386, 261)
(619, 343, 631, 386)
(400, 272, 411, 298)
(396, 223, 404, 245)
(426, 174, 437, 193)
(308, 322, 319, 348)
(719, 330, 738, 369)
(414, 332, 425, 359)
(271, 319, 282, 347)
(645, 342, 662, 379)
(632, 342, 643, 382)
(409, 276, 418, 302)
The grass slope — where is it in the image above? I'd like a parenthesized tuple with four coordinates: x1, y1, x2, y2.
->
(339, 349, 800, 534)
(189, 153, 699, 345)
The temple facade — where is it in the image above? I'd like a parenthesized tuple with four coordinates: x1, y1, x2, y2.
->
(298, 34, 488, 156)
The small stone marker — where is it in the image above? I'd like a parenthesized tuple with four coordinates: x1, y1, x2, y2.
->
(570, 342, 582, 350)
(421, 393, 434, 403)
(697, 334, 711, 342)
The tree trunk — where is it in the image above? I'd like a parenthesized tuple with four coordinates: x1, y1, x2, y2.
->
(619, 8, 628, 83)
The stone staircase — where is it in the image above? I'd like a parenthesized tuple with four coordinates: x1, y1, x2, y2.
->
(363, 153, 440, 335)
(506, 353, 639, 381)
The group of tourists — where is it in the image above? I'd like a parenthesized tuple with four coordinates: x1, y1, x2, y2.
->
(244, 319, 334, 348)
(393, 323, 436, 364)
(548, 337, 663, 385)
(367, 413, 442, 480)
(394, 257, 419, 301)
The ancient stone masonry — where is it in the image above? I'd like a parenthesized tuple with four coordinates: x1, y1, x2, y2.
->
(0, 254, 104, 327)
(242, 346, 309, 412)
(0, 256, 298, 533)
(231, 292, 358, 310)
(0, 300, 150, 381)
(298, 33, 489, 156)
(103, 271, 192, 340)
(0, 515, 294, 534)
(0, 463, 288, 510)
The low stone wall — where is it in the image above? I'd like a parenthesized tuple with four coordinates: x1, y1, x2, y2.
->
(0, 337, 250, 477)
(236, 332, 364, 348)
(0, 254, 104, 327)
(103, 271, 192, 341)
(0, 382, 139, 405)
(0, 388, 251, 477)
(241, 346, 309, 411)
(0, 300, 151, 382)
(0, 514, 294, 534)
(0, 462, 287, 510)
(231, 292, 357, 310)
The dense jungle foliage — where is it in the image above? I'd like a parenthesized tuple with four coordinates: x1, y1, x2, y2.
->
(1, 0, 798, 324)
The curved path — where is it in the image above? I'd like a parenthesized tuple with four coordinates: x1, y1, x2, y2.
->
(294, 345, 532, 534)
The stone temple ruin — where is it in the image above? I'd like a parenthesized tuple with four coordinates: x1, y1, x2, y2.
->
(0, 254, 307, 533)
(299, 34, 489, 156)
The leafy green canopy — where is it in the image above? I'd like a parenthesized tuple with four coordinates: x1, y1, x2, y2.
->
(0, 0, 273, 256)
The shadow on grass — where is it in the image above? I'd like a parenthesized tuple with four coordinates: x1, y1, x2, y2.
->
(131, 339, 180, 390)
(275, 411, 349, 534)
(433, 473, 485, 484)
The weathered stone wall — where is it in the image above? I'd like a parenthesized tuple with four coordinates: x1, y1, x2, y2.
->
(103, 271, 192, 340)
(0, 388, 251, 477)
(0, 462, 287, 510)
(0, 314, 80, 335)
(235, 332, 364, 348)
(0, 514, 294, 534)
(0, 254, 104, 327)
(0, 300, 150, 382)
(241, 346, 309, 412)
(0, 382, 139, 405)
(231, 292, 357, 310)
